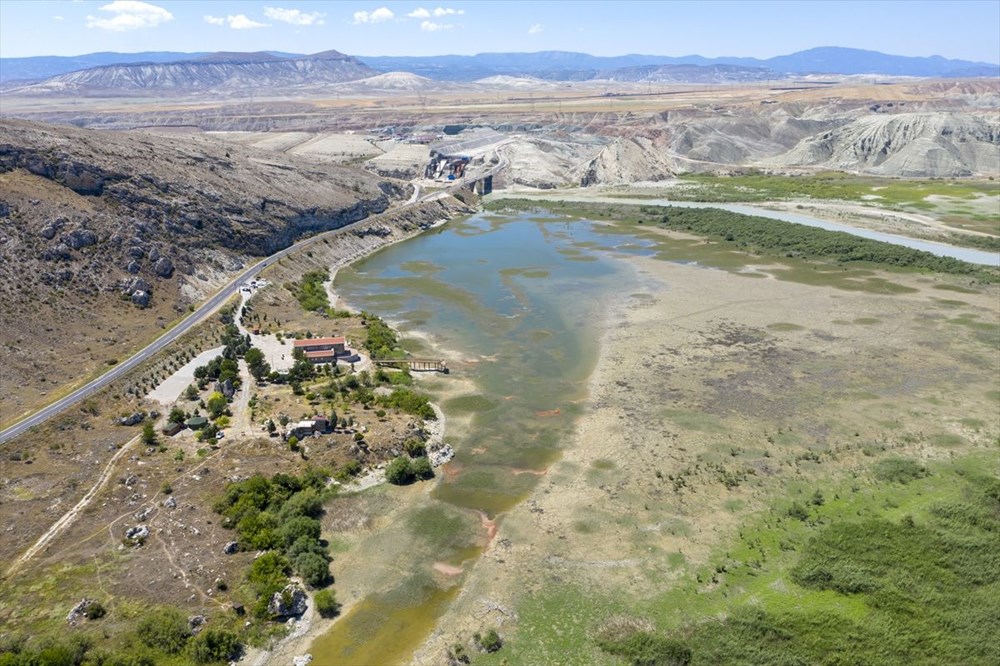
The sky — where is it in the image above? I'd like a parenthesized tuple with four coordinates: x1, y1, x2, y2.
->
(1, 0, 998, 62)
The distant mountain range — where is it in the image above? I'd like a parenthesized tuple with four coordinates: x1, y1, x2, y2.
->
(4, 51, 376, 93)
(1, 46, 995, 89)
(357, 47, 999, 80)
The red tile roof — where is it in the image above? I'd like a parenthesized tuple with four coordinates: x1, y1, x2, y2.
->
(294, 336, 345, 347)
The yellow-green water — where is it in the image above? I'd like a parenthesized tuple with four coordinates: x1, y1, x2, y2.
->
(311, 213, 654, 662)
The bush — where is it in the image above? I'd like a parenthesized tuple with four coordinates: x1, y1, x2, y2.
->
(412, 456, 434, 480)
(403, 438, 426, 457)
(596, 632, 691, 666)
(872, 457, 929, 484)
(295, 551, 331, 588)
(314, 589, 340, 618)
(474, 629, 503, 653)
(85, 601, 106, 620)
(136, 608, 191, 654)
(385, 456, 414, 485)
(188, 628, 240, 664)
(278, 516, 322, 548)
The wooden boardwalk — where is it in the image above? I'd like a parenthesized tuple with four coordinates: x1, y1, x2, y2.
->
(373, 357, 449, 373)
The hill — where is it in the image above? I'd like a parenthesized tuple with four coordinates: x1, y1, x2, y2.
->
(4, 51, 375, 95)
(0, 119, 399, 419)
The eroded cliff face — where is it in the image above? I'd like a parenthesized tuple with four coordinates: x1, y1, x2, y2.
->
(0, 119, 409, 418)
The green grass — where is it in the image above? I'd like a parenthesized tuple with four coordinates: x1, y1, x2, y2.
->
(676, 172, 1000, 207)
(485, 199, 999, 284)
(485, 454, 1000, 666)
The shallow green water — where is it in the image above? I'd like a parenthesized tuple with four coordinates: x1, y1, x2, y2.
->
(311, 213, 653, 662)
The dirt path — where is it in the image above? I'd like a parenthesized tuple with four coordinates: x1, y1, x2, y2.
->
(4, 433, 141, 577)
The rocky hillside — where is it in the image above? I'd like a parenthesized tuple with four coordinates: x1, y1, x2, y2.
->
(5, 50, 376, 95)
(0, 119, 402, 421)
(771, 112, 1000, 176)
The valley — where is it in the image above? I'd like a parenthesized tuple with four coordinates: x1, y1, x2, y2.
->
(0, 34, 997, 666)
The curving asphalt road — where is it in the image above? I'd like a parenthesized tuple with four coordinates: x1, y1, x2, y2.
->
(0, 165, 504, 446)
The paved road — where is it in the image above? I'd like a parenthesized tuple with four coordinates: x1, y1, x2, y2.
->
(0, 192, 438, 444)
(0, 170, 501, 446)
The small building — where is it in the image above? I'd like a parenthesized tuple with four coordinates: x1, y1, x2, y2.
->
(294, 336, 347, 364)
(162, 421, 184, 436)
(289, 417, 329, 439)
(185, 416, 208, 430)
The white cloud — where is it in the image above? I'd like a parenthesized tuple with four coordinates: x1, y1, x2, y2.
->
(528, 23, 543, 34)
(407, 8, 431, 18)
(352, 7, 394, 24)
(204, 14, 269, 29)
(227, 14, 269, 29)
(420, 20, 453, 32)
(264, 7, 325, 26)
(432, 7, 464, 16)
(54, 15, 65, 21)
(86, 0, 173, 31)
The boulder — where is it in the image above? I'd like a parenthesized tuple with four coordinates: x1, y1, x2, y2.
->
(163, 496, 177, 509)
(124, 525, 149, 540)
(293, 656, 313, 666)
(42, 243, 73, 261)
(63, 228, 97, 250)
(131, 290, 151, 308)
(223, 541, 239, 555)
(128, 245, 145, 259)
(148, 247, 160, 263)
(119, 412, 143, 426)
(267, 584, 307, 618)
(188, 614, 207, 632)
(153, 257, 174, 278)
(66, 598, 95, 625)
(122, 276, 153, 295)
(215, 378, 235, 400)
(126, 260, 141, 274)
(40, 217, 67, 240)
(134, 507, 153, 521)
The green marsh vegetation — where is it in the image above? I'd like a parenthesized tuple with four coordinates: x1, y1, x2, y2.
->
(479, 454, 999, 666)
(485, 199, 999, 284)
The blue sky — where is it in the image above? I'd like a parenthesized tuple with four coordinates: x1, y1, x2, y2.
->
(1, 1, 998, 62)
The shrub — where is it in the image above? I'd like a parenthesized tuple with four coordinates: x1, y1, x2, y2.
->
(385, 456, 414, 485)
(474, 629, 503, 653)
(412, 456, 434, 480)
(278, 516, 322, 548)
(295, 552, 331, 588)
(188, 628, 240, 664)
(85, 601, 106, 620)
(136, 608, 191, 654)
(595, 632, 691, 666)
(314, 589, 340, 618)
(872, 457, 929, 484)
(403, 438, 426, 457)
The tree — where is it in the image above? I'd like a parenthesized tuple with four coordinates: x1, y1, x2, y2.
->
(314, 589, 340, 618)
(136, 608, 191, 654)
(412, 456, 434, 481)
(141, 421, 157, 445)
(294, 551, 331, 588)
(385, 456, 414, 485)
(278, 516, 321, 548)
(206, 392, 228, 419)
(188, 628, 240, 664)
(245, 348, 271, 381)
(185, 385, 199, 400)
(474, 629, 503, 653)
